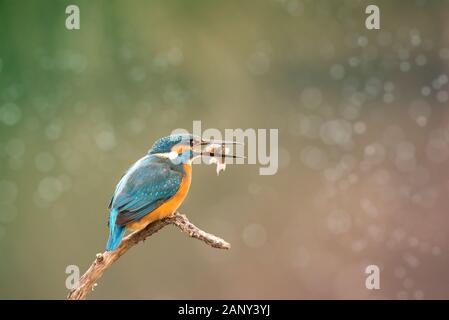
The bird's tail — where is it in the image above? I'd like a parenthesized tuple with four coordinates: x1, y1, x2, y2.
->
(106, 208, 126, 251)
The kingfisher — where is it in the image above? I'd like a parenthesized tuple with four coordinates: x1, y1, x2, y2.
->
(106, 133, 240, 251)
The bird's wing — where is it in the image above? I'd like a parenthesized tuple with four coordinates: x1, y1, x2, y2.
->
(109, 156, 183, 226)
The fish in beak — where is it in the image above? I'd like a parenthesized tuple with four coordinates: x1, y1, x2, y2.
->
(194, 139, 244, 175)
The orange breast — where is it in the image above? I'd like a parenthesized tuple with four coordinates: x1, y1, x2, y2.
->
(127, 164, 192, 231)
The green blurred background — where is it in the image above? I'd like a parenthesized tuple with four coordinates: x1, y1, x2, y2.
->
(1, 0, 449, 299)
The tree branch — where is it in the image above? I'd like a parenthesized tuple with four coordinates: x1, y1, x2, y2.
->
(67, 212, 230, 300)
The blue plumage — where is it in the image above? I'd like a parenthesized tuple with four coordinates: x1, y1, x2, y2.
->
(105, 135, 190, 251)
(110, 155, 183, 225)
(106, 208, 126, 251)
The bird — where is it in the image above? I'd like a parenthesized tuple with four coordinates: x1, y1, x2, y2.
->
(105, 133, 240, 251)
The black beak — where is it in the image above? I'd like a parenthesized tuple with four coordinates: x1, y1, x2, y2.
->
(200, 139, 243, 146)
(196, 139, 244, 159)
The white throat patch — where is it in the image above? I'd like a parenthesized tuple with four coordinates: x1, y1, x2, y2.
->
(154, 151, 178, 160)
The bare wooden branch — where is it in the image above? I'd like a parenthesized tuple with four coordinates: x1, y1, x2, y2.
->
(67, 212, 230, 300)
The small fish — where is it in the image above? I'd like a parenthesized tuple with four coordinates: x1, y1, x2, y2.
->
(204, 143, 230, 175)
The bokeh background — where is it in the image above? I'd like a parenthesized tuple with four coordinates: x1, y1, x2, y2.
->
(1, 0, 449, 299)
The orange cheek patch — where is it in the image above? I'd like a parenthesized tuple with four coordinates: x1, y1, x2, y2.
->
(172, 145, 191, 154)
